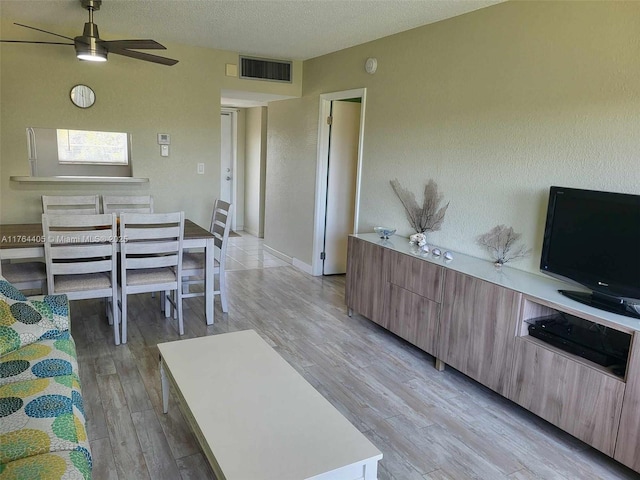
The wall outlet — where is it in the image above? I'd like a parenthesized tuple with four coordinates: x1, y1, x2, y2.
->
(197, 163, 205, 174)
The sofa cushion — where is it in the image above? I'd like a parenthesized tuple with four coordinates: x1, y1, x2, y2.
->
(0, 375, 90, 468)
(0, 279, 69, 357)
(0, 448, 92, 480)
(0, 332, 78, 387)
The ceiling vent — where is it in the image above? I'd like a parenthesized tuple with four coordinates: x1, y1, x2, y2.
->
(240, 56, 292, 83)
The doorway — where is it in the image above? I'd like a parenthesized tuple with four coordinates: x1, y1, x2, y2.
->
(312, 88, 367, 276)
(220, 110, 237, 231)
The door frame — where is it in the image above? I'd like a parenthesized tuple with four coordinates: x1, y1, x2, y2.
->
(221, 108, 238, 231)
(311, 88, 367, 276)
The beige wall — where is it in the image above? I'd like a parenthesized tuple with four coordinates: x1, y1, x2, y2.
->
(244, 106, 267, 237)
(264, 95, 319, 263)
(0, 18, 301, 226)
(235, 108, 246, 231)
(265, 1, 640, 273)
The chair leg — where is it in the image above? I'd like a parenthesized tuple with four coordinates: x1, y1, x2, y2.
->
(121, 293, 128, 344)
(164, 290, 171, 318)
(111, 297, 120, 345)
(177, 288, 184, 335)
(219, 271, 229, 313)
(106, 298, 113, 326)
(173, 290, 177, 320)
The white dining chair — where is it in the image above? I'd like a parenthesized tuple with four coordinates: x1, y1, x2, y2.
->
(42, 213, 120, 344)
(42, 195, 100, 215)
(181, 200, 233, 312)
(102, 195, 154, 214)
(0, 260, 47, 294)
(119, 212, 185, 344)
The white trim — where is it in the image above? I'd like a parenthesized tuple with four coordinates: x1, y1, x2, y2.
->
(221, 108, 239, 231)
(263, 244, 293, 264)
(263, 244, 313, 275)
(292, 258, 313, 275)
(312, 88, 367, 276)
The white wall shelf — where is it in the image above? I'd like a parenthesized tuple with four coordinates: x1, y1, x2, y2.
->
(10, 176, 149, 184)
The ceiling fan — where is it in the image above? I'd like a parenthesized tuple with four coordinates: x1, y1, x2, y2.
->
(0, 0, 178, 66)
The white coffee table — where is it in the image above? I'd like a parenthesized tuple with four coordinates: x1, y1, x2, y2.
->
(158, 330, 382, 480)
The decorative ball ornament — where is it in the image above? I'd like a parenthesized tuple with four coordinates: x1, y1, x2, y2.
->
(444, 251, 453, 261)
(365, 57, 377, 74)
(432, 248, 442, 258)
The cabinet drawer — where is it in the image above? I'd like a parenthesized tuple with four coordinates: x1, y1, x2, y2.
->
(346, 237, 388, 327)
(387, 284, 439, 355)
(387, 250, 443, 301)
(509, 337, 624, 456)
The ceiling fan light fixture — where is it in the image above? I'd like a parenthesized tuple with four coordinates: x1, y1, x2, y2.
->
(76, 50, 107, 62)
(75, 35, 107, 62)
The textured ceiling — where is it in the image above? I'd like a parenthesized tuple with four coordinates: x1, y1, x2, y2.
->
(0, 0, 504, 61)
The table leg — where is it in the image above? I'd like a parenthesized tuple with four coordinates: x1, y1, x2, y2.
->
(205, 237, 214, 325)
(363, 459, 379, 480)
(160, 357, 169, 414)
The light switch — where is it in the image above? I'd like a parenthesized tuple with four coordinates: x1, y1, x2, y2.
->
(197, 163, 205, 174)
(161, 145, 169, 157)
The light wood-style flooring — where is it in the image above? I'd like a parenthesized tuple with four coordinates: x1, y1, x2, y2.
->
(71, 266, 639, 480)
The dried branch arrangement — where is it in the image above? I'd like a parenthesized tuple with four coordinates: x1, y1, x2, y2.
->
(390, 179, 449, 234)
(476, 224, 532, 265)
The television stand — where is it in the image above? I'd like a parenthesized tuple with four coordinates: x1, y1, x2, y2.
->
(559, 290, 640, 320)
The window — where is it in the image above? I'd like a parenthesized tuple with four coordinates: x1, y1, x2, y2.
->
(56, 129, 129, 165)
(26, 127, 133, 178)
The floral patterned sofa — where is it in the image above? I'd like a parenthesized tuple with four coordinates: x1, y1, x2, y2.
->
(0, 277, 92, 479)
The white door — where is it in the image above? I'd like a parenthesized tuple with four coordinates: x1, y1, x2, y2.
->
(220, 112, 234, 227)
(323, 100, 361, 275)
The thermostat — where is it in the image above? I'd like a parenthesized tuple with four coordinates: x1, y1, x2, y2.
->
(158, 133, 170, 145)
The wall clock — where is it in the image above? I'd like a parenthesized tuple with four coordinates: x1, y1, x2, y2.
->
(70, 84, 96, 108)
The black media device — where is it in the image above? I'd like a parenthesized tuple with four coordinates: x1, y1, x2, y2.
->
(540, 186, 640, 320)
(527, 314, 630, 375)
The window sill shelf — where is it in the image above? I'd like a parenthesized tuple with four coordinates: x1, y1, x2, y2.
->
(10, 176, 149, 184)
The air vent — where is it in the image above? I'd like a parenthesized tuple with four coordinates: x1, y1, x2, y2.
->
(240, 56, 292, 83)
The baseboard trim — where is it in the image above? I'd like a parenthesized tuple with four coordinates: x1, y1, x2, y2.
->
(244, 227, 262, 238)
(292, 258, 313, 275)
(263, 244, 292, 264)
(263, 244, 313, 275)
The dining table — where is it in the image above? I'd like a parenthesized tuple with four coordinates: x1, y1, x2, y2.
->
(0, 219, 217, 325)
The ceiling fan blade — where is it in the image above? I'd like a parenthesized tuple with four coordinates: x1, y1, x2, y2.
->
(109, 48, 178, 66)
(0, 40, 73, 45)
(101, 39, 166, 50)
(14, 23, 74, 41)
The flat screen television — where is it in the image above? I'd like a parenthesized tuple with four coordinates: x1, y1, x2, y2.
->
(540, 186, 640, 320)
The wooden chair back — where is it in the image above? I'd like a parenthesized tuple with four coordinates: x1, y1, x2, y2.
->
(102, 195, 154, 214)
(119, 212, 185, 343)
(42, 212, 120, 343)
(42, 195, 100, 215)
(210, 200, 233, 269)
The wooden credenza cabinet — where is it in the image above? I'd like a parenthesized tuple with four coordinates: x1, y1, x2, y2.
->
(346, 236, 388, 328)
(439, 270, 521, 397)
(346, 234, 640, 472)
(385, 249, 443, 356)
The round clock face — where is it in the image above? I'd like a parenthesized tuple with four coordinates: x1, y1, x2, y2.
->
(70, 84, 96, 108)
(365, 57, 377, 74)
